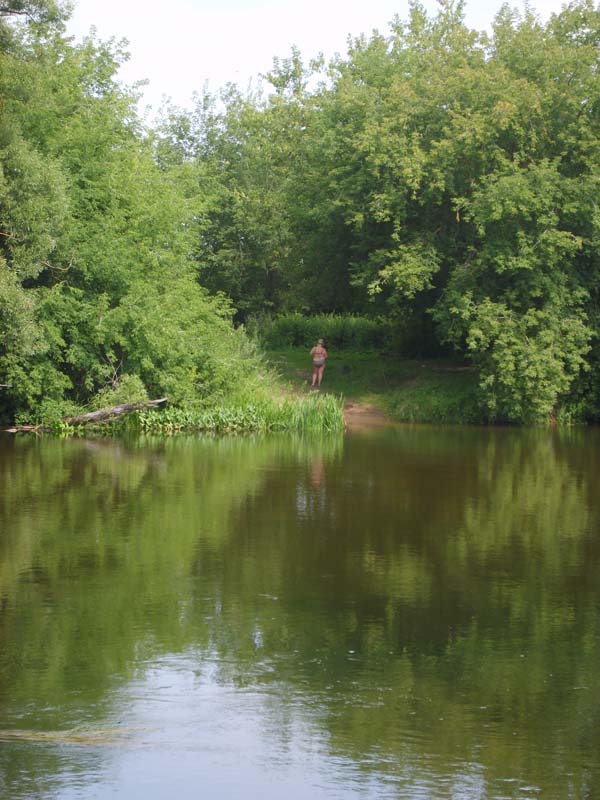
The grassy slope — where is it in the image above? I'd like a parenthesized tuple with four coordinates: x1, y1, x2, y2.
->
(266, 348, 484, 424)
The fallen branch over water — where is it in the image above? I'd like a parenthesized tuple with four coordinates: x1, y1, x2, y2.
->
(2, 424, 44, 434)
(63, 398, 167, 425)
(2, 398, 168, 433)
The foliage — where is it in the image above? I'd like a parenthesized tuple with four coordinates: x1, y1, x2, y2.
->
(384, 369, 484, 424)
(3, 0, 600, 423)
(89, 374, 148, 410)
(438, 293, 591, 421)
(0, 8, 276, 424)
(252, 313, 394, 350)
(15, 395, 81, 426)
(154, 0, 600, 422)
(130, 393, 344, 434)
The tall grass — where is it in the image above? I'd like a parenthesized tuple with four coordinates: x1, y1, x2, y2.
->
(385, 371, 484, 424)
(129, 393, 344, 434)
(251, 313, 394, 350)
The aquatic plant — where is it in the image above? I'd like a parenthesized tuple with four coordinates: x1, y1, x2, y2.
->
(129, 393, 344, 435)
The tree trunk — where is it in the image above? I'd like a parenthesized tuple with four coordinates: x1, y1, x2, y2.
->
(63, 398, 167, 425)
(2, 398, 168, 433)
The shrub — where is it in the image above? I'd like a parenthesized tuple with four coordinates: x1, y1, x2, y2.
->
(252, 313, 393, 351)
(385, 370, 484, 424)
(89, 374, 149, 410)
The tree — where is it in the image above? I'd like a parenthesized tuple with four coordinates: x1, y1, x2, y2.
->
(0, 8, 264, 422)
(177, 0, 600, 420)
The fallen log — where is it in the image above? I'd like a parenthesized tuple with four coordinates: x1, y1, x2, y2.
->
(63, 398, 168, 425)
(2, 425, 41, 433)
(1, 398, 168, 433)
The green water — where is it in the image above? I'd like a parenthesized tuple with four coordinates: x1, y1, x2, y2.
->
(0, 426, 599, 799)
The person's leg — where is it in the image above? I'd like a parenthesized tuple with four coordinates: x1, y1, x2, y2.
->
(317, 365, 324, 386)
(311, 366, 318, 387)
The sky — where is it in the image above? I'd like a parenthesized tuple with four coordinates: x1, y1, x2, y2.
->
(66, 0, 570, 113)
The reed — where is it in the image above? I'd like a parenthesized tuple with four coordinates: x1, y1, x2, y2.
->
(129, 393, 344, 435)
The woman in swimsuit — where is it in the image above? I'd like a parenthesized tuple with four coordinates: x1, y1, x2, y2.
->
(310, 339, 328, 388)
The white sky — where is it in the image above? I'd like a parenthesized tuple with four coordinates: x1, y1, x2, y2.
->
(66, 0, 571, 113)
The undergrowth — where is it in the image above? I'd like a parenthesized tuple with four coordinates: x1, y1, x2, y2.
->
(384, 371, 484, 424)
(251, 313, 394, 350)
(118, 393, 344, 435)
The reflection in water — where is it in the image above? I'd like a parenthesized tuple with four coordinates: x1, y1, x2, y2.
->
(0, 427, 599, 799)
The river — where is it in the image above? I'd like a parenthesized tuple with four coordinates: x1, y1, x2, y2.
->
(0, 425, 599, 799)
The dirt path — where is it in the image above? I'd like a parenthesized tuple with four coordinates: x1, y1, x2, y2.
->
(292, 364, 393, 429)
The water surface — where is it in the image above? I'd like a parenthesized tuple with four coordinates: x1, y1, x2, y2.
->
(0, 426, 599, 799)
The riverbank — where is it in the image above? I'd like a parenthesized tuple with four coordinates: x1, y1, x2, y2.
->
(5, 350, 479, 435)
(266, 348, 483, 425)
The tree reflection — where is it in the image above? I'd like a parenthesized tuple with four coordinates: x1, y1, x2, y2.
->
(0, 428, 598, 798)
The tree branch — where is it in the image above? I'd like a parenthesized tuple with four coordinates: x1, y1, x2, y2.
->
(2, 398, 168, 433)
(42, 259, 70, 272)
(0, 230, 22, 241)
(63, 398, 168, 426)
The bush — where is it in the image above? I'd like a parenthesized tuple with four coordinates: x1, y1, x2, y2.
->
(251, 313, 394, 350)
(385, 370, 484, 424)
(15, 397, 83, 427)
(89, 374, 149, 410)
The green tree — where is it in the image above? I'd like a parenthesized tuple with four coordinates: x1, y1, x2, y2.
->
(0, 6, 265, 421)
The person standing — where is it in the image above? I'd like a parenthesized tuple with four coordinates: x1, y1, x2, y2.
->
(310, 338, 328, 388)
